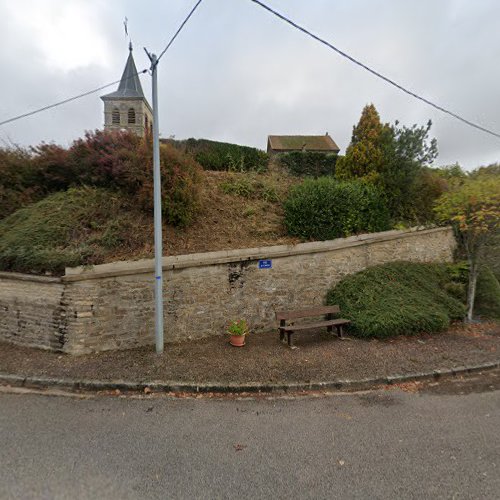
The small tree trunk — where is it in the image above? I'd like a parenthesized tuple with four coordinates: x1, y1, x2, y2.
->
(466, 260, 479, 322)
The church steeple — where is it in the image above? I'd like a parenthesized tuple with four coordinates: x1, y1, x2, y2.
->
(101, 44, 152, 137)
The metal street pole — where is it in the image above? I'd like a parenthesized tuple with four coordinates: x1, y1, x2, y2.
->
(150, 53, 164, 354)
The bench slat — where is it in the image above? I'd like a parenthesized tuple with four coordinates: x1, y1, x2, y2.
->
(276, 305, 340, 321)
(281, 318, 350, 332)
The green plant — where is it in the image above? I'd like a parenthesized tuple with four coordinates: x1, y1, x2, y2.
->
(284, 177, 390, 240)
(336, 103, 438, 223)
(277, 151, 337, 177)
(220, 174, 282, 203)
(0, 187, 138, 275)
(434, 175, 500, 320)
(220, 177, 256, 198)
(475, 266, 500, 319)
(227, 319, 249, 336)
(326, 262, 466, 339)
(169, 138, 269, 172)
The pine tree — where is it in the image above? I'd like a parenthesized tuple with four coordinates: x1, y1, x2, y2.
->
(336, 104, 388, 183)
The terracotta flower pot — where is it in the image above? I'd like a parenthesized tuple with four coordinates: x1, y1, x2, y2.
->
(229, 334, 246, 347)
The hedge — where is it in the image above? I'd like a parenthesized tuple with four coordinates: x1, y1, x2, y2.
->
(277, 151, 337, 177)
(284, 177, 390, 240)
(169, 138, 269, 172)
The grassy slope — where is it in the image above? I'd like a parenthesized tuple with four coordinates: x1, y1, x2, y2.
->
(0, 168, 300, 275)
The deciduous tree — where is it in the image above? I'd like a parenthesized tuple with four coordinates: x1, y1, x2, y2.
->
(434, 176, 500, 321)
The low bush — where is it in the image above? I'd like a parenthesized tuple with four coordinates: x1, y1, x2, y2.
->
(0, 130, 202, 228)
(326, 262, 466, 338)
(0, 187, 134, 275)
(277, 151, 337, 177)
(0, 146, 45, 219)
(220, 173, 281, 202)
(444, 261, 500, 319)
(475, 266, 500, 319)
(284, 177, 390, 240)
(169, 138, 269, 172)
(137, 144, 202, 227)
(72, 131, 202, 227)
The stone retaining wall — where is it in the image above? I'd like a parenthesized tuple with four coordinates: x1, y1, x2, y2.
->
(0, 227, 456, 354)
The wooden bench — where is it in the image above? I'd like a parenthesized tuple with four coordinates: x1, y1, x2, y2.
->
(276, 305, 350, 347)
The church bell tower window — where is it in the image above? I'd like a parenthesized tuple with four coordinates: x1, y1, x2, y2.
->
(128, 108, 136, 124)
(112, 108, 120, 124)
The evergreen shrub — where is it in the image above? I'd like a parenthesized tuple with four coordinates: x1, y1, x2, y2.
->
(0, 188, 130, 274)
(277, 151, 337, 177)
(170, 138, 269, 172)
(284, 177, 390, 240)
(475, 266, 500, 319)
(326, 262, 466, 338)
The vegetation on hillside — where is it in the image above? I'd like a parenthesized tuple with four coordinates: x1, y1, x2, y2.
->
(434, 173, 500, 320)
(0, 187, 147, 274)
(284, 177, 390, 240)
(276, 151, 338, 177)
(336, 104, 440, 223)
(167, 137, 269, 172)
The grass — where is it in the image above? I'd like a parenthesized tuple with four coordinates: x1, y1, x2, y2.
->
(0, 170, 301, 275)
(0, 187, 147, 275)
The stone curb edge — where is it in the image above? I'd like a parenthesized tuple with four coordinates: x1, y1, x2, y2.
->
(0, 360, 499, 395)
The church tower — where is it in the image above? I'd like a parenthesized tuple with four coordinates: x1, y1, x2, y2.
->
(101, 43, 153, 137)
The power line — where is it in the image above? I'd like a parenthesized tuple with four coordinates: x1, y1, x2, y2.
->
(250, 0, 500, 140)
(0, 69, 148, 127)
(156, 0, 204, 64)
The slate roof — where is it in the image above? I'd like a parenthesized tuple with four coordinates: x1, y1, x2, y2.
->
(268, 134, 340, 152)
(101, 46, 145, 100)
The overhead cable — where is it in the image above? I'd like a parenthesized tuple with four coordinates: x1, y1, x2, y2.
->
(0, 69, 148, 127)
(156, 0, 204, 64)
(250, 0, 500, 140)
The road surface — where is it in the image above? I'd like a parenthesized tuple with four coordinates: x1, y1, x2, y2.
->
(0, 372, 499, 499)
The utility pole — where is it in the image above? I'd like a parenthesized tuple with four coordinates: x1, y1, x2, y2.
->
(145, 51, 164, 354)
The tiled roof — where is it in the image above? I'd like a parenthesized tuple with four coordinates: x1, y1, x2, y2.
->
(102, 46, 145, 100)
(268, 134, 340, 152)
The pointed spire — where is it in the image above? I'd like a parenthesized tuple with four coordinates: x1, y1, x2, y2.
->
(102, 44, 145, 99)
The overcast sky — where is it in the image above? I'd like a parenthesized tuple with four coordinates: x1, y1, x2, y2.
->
(1, 0, 499, 169)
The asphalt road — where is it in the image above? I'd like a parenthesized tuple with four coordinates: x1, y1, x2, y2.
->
(0, 373, 499, 500)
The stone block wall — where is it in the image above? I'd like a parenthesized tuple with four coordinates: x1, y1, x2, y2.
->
(0, 273, 65, 350)
(0, 227, 456, 354)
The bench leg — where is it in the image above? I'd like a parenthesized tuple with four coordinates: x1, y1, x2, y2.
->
(336, 325, 344, 339)
(287, 331, 294, 348)
(327, 314, 334, 333)
(279, 328, 285, 342)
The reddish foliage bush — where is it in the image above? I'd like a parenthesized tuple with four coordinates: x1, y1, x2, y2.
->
(0, 130, 202, 227)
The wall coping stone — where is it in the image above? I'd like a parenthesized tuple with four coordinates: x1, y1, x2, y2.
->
(0, 271, 62, 284)
(61, 226, 451, 282)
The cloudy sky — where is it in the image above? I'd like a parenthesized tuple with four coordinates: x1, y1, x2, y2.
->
(0, 0, 499, 169)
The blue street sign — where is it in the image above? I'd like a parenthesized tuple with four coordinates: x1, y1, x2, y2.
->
(258, 260, 272, 269)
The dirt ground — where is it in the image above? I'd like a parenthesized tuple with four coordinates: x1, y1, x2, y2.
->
(0, 322, 498, 385)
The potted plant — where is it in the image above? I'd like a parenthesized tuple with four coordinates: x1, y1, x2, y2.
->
(227, 319, 249, 347)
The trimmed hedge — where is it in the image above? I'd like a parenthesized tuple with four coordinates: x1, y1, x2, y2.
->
(169, 138, 269, 172)
(277, 151, 337, 177)
(284, 177, 390, 240)
(326, 262, 466, 338)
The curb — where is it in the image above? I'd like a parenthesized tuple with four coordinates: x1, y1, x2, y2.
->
(0, 361, 499, 395)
